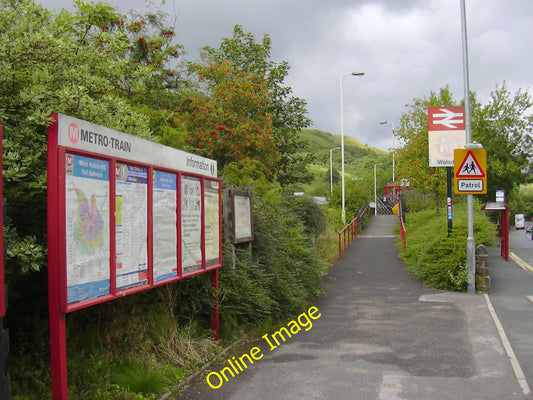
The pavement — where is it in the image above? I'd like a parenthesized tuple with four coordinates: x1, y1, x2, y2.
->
(176, 215, 532, 400)
(488, 227, 533, 398)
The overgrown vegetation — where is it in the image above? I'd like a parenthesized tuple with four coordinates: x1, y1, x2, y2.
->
(398, 200, 496, 291)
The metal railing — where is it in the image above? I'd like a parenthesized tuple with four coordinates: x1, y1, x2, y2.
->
(338, 205, 369, 257)
(399, 194, 407, 250)
(400, 215, 407, 250)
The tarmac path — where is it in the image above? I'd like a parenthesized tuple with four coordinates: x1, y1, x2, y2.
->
(489, 227, 533, 398)
(177, 215, 525, 399)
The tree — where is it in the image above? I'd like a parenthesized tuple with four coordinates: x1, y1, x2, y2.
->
(0, 0, 186, 276)
(178, 59, 280, 176)
(472, 82, 533, 201)
(199, 25, 313, 185)
(395, 84, 533, 205)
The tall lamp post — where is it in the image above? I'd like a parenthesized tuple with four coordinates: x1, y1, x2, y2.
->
(374, 163, 382, 215)
(379, 120, 395, 183)
(329, 147, 341, 194)
(340, 71, 364, 224)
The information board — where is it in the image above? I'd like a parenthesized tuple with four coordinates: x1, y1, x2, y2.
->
(233, 193, 254, 244)
(47, 113, 221, 310)
(47, 114, 222, 400)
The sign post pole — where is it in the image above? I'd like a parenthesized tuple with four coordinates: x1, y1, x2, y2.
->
(447, 168, 453, 237)
(460, 0, 476, 293)
(47, 118, 69, 400)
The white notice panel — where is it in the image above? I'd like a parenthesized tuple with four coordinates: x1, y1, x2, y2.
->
(115, 164, 148, 290)
(153, 171, 178, 282)
(65, 154, 110, 303)
(234, 195, 253, 243)
(181, 176, 203, 274)
(204, 180, 220, 266)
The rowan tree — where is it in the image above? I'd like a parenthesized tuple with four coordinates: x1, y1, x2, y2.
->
(200, 25, 313, 185)
(472, 82, 533, 201)
(178, 60, 280, 177)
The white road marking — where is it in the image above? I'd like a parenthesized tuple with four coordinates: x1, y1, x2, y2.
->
(484, 293, 531, 396)
(509, 252, 533, 273)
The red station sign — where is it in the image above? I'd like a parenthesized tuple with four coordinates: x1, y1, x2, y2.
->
(427, 106, 467, 167)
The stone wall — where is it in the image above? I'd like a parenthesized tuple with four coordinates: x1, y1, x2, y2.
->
(476, 244, 490, 293)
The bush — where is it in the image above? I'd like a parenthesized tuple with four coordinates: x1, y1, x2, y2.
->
(218, 183, 327, 339)
(399, 202, 496, 291)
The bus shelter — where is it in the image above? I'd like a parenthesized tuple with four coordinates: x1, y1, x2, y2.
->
(481, 202, 509, 261)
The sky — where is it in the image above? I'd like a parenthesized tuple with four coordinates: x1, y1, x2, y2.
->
(45, 0, 533, 151)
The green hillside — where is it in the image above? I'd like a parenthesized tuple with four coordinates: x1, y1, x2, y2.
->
(298, 129, 387, 156)
(295, 129, 393, 200)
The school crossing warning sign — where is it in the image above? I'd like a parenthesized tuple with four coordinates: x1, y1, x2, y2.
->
(454, 149, 487, 194)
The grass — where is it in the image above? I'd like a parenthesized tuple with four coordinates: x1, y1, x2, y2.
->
(112, 363, 166, 395)
(398, 203, 496, 291)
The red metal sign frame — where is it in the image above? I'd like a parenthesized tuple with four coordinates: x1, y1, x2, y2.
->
(0, 126, 4, 318)
(47, 114, 222, 399)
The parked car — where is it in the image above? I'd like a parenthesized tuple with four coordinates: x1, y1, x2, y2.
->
(515, 214, 525, 229)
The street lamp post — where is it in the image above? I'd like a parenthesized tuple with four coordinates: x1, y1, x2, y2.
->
(329, 147, 341, 194)
(374, 163, 382, 215)
(340, 71, 364, 224)
(461, 0, 475, 293)
(379, 120, 396, 183)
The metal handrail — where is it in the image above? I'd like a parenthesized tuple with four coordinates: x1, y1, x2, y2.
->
(338, 204, 369, 257)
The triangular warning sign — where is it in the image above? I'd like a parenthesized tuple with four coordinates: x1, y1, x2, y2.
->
(456, 150, 485, 177)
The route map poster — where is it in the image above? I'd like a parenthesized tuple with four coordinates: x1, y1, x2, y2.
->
(204, 180, 220, 266)
(153, 171, 178, 282)
(65, 153, 110, 303)
(181, 176, 203, 274)
(115, 164, 148, 290)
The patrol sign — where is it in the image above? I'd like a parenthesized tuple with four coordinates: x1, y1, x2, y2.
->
(454, 149, 487, 194)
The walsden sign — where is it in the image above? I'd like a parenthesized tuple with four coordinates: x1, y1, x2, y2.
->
(47, 114, 222, 400)
(427, 106, 467, 167)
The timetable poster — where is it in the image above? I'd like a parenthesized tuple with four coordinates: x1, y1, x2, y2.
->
(153, 171, 178, 282)
(181, 176, 203, 274)
(115, 164, 148, 290)
(204, 180, 220, 266)
(65, 154, 110, 303)
(234, 195, 253, 242)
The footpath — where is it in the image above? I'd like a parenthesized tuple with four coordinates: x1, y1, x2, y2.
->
(488, 227, 533, 399)
(177, 215, 528, 400)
